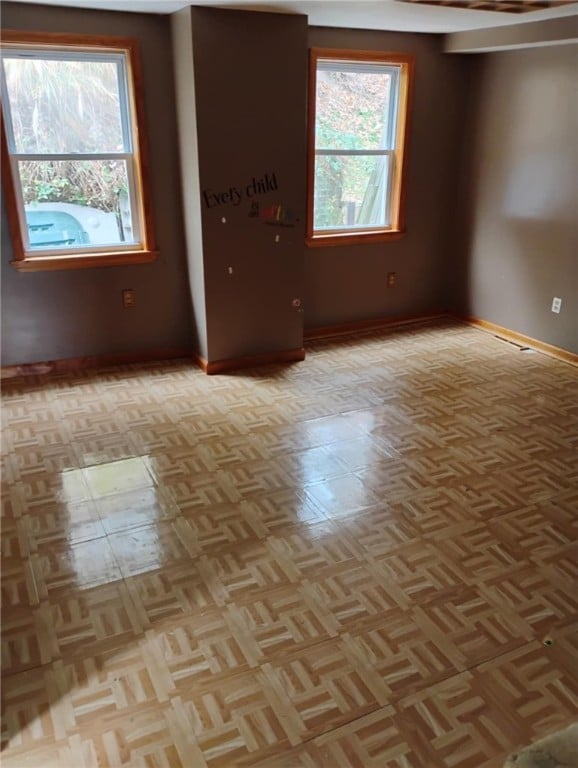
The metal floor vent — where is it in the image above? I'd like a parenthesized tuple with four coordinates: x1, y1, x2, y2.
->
(494, 335, 537, 353)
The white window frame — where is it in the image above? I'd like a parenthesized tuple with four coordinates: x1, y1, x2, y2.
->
(0, 32, 157, 271)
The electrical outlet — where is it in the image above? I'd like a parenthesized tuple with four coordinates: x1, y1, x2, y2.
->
(122, 289, 135, 308)
(551, 297, 562, 314)
(387, 272, 396, 287)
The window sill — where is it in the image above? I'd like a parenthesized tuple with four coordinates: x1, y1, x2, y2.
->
(10, 249, 160, 272)
(306, 230, 405, 248)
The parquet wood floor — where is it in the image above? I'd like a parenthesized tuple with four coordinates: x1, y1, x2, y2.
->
(1, 320, 577, 767)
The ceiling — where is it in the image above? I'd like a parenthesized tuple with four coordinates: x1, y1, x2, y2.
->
(6, 0, 578, 33)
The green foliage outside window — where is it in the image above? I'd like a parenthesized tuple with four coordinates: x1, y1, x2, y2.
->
(314, 69, 391, 230)
(4, 57, 128, 213)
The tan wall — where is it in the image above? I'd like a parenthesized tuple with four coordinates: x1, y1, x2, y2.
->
(451, 45, 578, 354)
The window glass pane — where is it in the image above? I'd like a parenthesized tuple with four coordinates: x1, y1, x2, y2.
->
(3, 55, 126, 154)
(20, 159, 136, 250)
(314, 154, 391, 231)
(315, 67, 393, 151)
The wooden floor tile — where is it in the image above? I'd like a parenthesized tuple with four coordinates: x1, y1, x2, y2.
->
(478, 564, 578, 638)
(176, 668, 302, 765)
(226, 584, 339, 661)
(394, 640, 578, 768)
(2, 320, 577, 766)
(240, 488, 328, 532)
(260, 642, 387, 740)
(341, 611, 459, 700)
(124, 562, 219, 627)
(31, 538, 122, 597)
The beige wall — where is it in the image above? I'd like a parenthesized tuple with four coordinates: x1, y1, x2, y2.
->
(451, 44, 578, 354)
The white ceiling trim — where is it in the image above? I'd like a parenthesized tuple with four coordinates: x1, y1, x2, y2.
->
(4, 0, 578, 34)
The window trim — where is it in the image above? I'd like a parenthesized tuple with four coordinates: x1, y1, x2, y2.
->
(306, 48, 414, 248)
(0, 30, 158, 272)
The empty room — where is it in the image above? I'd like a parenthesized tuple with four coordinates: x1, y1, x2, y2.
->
(1, 0, 577, 766)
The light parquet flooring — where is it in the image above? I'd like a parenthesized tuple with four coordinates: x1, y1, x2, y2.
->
(1, 320, 577, 767)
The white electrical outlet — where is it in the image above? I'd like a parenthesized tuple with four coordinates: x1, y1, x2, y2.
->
(551, 297, 562, 314)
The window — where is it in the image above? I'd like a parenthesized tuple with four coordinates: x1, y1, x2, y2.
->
(307, 49, 414, 247)
(1, 32, 157, 271)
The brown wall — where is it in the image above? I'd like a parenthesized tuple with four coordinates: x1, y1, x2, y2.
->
(172, 7, 208, 360)
(189, 7, 308, 362)
(9, 5, 568, 365)
(451, 45, 578, 354)
(446, 16, 578, 53)
(304, 26, 472, 329)
(1, 2, 194, 366)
